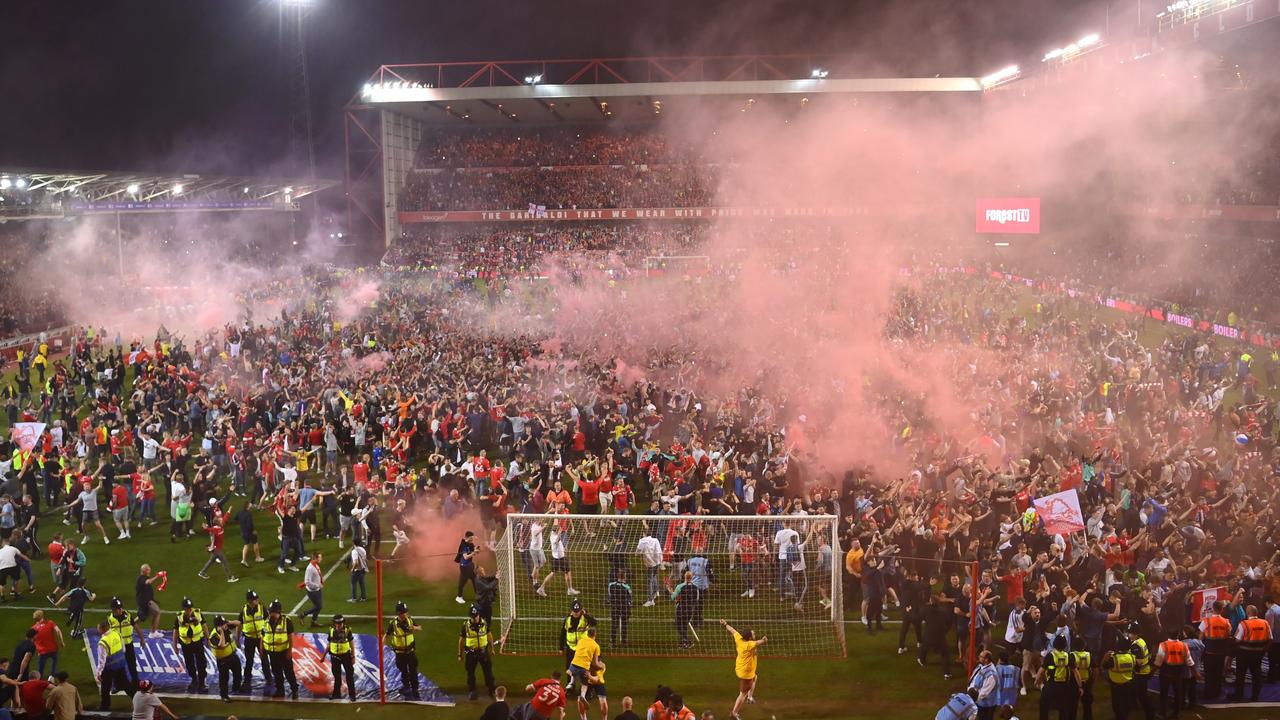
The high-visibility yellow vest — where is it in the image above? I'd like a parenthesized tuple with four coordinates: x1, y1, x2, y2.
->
(108, 611, 136, 644)
(11, 449, 23, 472)
(1046, 650, 1071, 683)
(328, 627, 353, 655)
(1132, 638, 1152, 676)
(241, 604, 267, 639)
(262, 617, 291, 652)
(210, 629, 237, 659)
(564, 616, 586, 650)
(1072, 650, 1091, 676)
(100, 629, 126, 671)
(386, 616, 416, 652)
(176, 610, 205, 644)
(463, 620, 490, 650)
(1108, 652, 1135, 684)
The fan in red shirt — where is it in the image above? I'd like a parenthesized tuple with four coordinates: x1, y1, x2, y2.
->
(520, 673, 566, 719)
(611, 478, 634, 512)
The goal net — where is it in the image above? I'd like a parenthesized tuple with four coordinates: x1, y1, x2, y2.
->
(643, 255, 712, 278)
(495, 513, 845, 659)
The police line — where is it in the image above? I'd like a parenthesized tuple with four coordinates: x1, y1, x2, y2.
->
(82, 629, 453, 705)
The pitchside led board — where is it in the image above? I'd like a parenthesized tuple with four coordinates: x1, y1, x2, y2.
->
(975, 197, 1042, 234)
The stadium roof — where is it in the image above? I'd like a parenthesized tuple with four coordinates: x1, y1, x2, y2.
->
(0, 167, 338, 219)
(347, 55, 983, 126)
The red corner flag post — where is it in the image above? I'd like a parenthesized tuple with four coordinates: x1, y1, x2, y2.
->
(376, 558, 386, 704)
(967, 560, 979, 680)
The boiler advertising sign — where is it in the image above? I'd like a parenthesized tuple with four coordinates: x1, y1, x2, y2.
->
(976, 197, 1041, 234)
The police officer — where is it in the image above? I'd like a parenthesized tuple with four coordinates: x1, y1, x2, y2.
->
(209, 616, 242, 702)
(606, 570, 633, 648)
(237, 589, 267, 693)
(1070, 637, 1094, 720)
(560, 600, 595, 688)
(107, 596, 142, 684)
(326, 614, 357, 701)
(95, 620, 132, 710)
(172, 597, 208, 692)
(1155, 628, 1190, 718)
(1036, 634, 1079, 720)
(1129, 626, 1155, 720)
(458, 605, 496, 701)
(262, 599, 299, 699)
(1102, 645, 1136, 720)
(384, 600, 421, 699)
(1198, 600, 1232, 699)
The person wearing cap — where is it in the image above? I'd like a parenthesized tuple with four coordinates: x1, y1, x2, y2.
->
(209, 615, 242, 702)
(106, 597, 142, 685)
(384, 600, 421, 699)
(560, 599, 595, 688)
(236, 590, 266, 693)
(325, 614, 357, 701)
(458, 604, 496, 701)
(95, 620, 131, 710)
(261, 600, 298, 699)
(132, 679, 179, 720)
(172, 597, 208, 692)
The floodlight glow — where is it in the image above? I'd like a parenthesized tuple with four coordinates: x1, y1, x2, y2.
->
(0, 179, 10, 190)
(1043, 48, 1065, 61)
(525, 74, 542, 84)
(980, 65, 1020, 87)
(13, 178, 25, 189)
(810, 68, 829, 78)
(127, 183, 140, 194)
(243, 187, 250, 194)
(283, 186, 293, 194)
(1078, 33, 1101, 48)
(172, 183, 183, 195)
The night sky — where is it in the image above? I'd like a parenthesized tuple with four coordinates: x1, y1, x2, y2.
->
(1, 0, 1114, 179)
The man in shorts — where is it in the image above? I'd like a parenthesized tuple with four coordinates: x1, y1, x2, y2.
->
(69, 480, 110, 545)
(135, 564, 164, 637)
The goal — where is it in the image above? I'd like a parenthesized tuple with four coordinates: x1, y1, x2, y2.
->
(495, 513, 845, 658)
(643, 255, 712, 278)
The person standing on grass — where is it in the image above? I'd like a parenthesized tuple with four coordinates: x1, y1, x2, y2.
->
(67, 479, 110, 545)
(198, 519, 239, 583)
(721, 619, 767, 720)
(31, 610, 63, 676)
(349, 538, 369, 602)
(47, 671, 83, 720)
(455, 530, 478, 604)
(233, 501, 264, 567)
(107, 597, 141, 684)
(0, 533, 29, 599)
(302, 551, 325, 627)
(135, 564, 164, 638)
(95, 620, 131, 710)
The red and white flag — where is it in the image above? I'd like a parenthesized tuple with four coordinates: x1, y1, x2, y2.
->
(1190, 587, 1228, 622)
(1032, 489, 1086, 535)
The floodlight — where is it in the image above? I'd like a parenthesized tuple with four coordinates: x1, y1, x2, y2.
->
(0, 179, 9, 190)
(284, 186, 294, 194)
(13, 178, 25, 189)
(1078, 33, 1100, 48)
(127, 183, 140, 194)
(810, 68, 829, 78)
(980, 65, 1020, 88)
(172, 184, 183, 195)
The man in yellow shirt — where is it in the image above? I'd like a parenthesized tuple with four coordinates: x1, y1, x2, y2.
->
(569, 625, 601, 719)
(721, 619, 768, 720)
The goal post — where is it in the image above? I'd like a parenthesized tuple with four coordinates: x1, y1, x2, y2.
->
(643, 255, 711, 278)
(495, 513, 844, 659)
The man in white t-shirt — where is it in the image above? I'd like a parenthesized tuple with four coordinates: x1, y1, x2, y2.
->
(527, 519, 546, 583)
(536, 527, 578, 598)
(0, 540, 25, 595)
(774, 525, 800, 601)
(636, 533, 664, 606)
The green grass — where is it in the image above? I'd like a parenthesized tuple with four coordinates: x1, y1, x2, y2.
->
(1, 291, 1276, 718)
